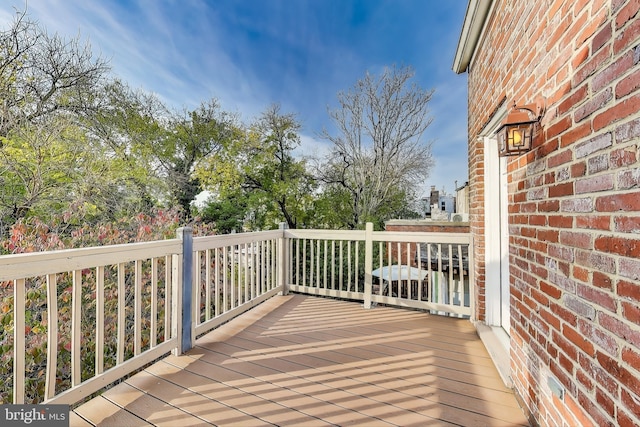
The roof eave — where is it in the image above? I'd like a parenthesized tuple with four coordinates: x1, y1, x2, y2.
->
(452, 0, 493, 74)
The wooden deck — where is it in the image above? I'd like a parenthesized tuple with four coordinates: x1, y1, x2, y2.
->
(70, 294, 529, 426)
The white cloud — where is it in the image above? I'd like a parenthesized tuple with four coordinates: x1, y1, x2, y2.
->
(296, 133, 332, 160)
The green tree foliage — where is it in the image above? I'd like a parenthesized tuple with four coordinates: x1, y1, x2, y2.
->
(87, 82, 242, 219)
(318, 65, 435, 229)
(0, 83, 163, 231)
(83, 79, 169, 216)
(197, 105, 316, 230)
(198, 191, 247, 234)
(163, 100, 241, 216)
(0, 10, 111, 233)
(0, 116, 103, 230)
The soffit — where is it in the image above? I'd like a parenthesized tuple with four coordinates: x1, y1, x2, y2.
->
(452, 0, 493, 74)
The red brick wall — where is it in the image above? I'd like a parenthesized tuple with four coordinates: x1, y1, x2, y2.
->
(385, 220, 470, 234)
(467, 1, 640, 425)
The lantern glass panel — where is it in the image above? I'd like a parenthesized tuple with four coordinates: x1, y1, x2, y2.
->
(498, 123, 534, 156)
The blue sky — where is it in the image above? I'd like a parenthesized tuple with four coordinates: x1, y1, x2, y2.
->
(1, 0, 469, 196)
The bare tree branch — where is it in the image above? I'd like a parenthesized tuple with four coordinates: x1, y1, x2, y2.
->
(0, 8, 109, 137)
(318, 65, 434, 227)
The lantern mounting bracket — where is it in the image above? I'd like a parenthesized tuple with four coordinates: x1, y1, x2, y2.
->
(495, 96, 546, 156)
(510, 96, 545, 120)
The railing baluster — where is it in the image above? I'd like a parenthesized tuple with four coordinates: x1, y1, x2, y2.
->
(253, 241, 257, 296)
(302, 239, 307, 287)
(265, 240, 275, 291)
(265, 239, 270, 290)
(95, 267, 105, 373)
(235, 245, 238, 305)
(205, 250, 212, 321)
(214, 248, 220, 317)
(150, 259, 158, 348)
(254, 241, 258, 294)
(331, 240, 335, 290)
(46, 274, 58, 399)
(308, 239, 312, 287)
(288, 238, 293, 288)
(244, 243, 249, 303)
(256, 242, 264, 295)
(316, 239, 321, 288)
(417, 243, 424, 301)
(250, 242, 255, 298)
(448, 244, 454, 306)
(261, 240, 266, 292)
(194, 251, 201, 324)
(255, 241, 266, 296)
(427, 244, 433, 303)
(260, 241, 264, 292)
(378, 241, 383, 295)
(222, 247, 228, 312)
(230, 245, 236, 309)
(355, 241, 359, 292)
(339, 241, 344, 290)
(309, 239, 314, 288)
(278, 231, 287, 294)
(164, 255, 172, 342)
(134, 260, 142, 356)
(437, 244, 443, 305)
(395, 242, 401, 297)
(347, 240, 352, 291)
(407, 242, 420, 299)
(269, 239, 275, 290)
(236, 246, 242, 304)
(13, 278, 25, 404)
(457, 244, 464, 307)
(237, 247, 245, 305)
(72, 269, 82, 386)
(363, 223, 373, 308)
(117, 263, 125, 365)
(296, 239, 300, 287)
(323, 240, 328, 289)
(267, 239, 272, 290)
(257, 241, 266, 295)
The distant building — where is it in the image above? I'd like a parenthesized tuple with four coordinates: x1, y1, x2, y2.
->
(455, 181, 469, 215)
(422, 185, 455, 219)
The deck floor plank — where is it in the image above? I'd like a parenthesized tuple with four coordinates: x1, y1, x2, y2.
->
(73, 294, 529, 426)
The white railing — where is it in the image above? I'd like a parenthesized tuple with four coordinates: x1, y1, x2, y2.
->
(0, 223, 472, 407)
(286, 223, 473, 316)
(0, 239, 183, 406)
(192, 230, 283, 337)
(0, 228, 285, 406)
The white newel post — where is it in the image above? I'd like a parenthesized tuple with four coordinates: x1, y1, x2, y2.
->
(278, 222, 289, 295)
(363, 222, 374, 309)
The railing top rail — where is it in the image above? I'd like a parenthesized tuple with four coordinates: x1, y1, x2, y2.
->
(284, 229, 366, 241)
(372, 231, 471, 244)
(284, 229, 470, 244)
(193, 229, 282, 250)
(0, 239, 182, 281)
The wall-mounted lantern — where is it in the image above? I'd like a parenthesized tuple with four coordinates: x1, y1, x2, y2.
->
(495, 98, 545, 156)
